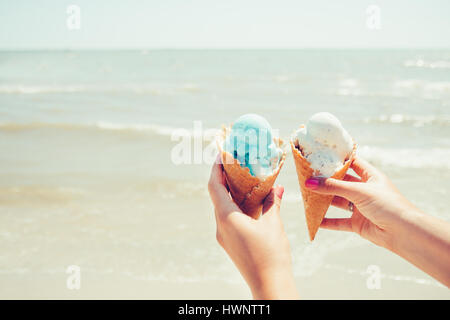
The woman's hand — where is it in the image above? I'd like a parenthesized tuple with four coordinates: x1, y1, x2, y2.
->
(208, 156, 299, 299)
(304, 156, 418, 250)
(305, 156, 450, 287)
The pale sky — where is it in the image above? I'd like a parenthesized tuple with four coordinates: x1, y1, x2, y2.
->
(1, 0, 449, 49)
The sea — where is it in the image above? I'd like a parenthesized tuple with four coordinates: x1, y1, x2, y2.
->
(0, 49, 449, 298)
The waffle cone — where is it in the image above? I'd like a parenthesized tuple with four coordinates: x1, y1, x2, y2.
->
(216, 126, 286, 219)
(290, 126, 356, 241)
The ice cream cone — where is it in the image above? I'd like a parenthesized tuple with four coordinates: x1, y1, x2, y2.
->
(290, 126, 356, 241)
(216, 126, 286, 219)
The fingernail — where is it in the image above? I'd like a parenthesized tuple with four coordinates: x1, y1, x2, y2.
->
(275, 185, 284, 199)
(305, 178, 320, 189)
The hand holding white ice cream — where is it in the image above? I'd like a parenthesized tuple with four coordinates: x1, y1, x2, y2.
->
(295, 112, 354, 177)
(291, 112, 356, 240)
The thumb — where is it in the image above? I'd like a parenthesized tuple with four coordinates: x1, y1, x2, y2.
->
(304, 177, 363, 201)
(273, 185, 284, 213)
(262, 185, 284, 216)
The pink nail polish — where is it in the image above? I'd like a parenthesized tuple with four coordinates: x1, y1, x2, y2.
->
(275, 186, 284, 199)
(305, 178, 320, 189)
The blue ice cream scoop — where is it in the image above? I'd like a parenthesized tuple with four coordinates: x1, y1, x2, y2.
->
(224, 114, 282, 178)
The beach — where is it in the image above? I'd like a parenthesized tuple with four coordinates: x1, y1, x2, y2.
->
(0, 49, 449, 299)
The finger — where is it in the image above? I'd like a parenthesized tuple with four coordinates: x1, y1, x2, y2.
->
(331, 196, 351, 210)
(320, 218, 352, 232)
(343, 174, 361, 183)
(223, 175, 230, 192)
(304, 177, 364, 201)
(351, 156, 381, 181)
(211, 154, 225, 185)
(215, 153, 231, 192)
(261, 185, 284, 218)
(214, 208, 221, 228)
(208, 155, 241, 216)
(261, 188, 275, 214)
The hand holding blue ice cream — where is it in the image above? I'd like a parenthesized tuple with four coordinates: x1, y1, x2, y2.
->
(217, 113, 286, 218)
(224, 114, 283, 178)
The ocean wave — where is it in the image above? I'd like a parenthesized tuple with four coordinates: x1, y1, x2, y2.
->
(324, 264, 445, 288)
(403, 59, 450, 69)
(0, 121, 220, 142)
(0, 122, 85, 132)
(393, 80, 450, 98)
(0, 121, 192, 137)
(133, 180, 208, 199)
(333, 78, 450, 99)
(0, 83, 202, 95)
(0, 180, 208, 205)
(0, 186, 84, 205)
(363, 114, 450, 127)
(2, 120, 448, 170)
(0, 267, 243, 285)
(358, 146, 450, 169)
(336, 78, 363, 96)
(0, 84, 86, 94)
(95, 121, 177, 136)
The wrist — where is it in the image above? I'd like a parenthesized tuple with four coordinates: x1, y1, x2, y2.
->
(249, 266, 299, 300)
(386, 208, 425, 253)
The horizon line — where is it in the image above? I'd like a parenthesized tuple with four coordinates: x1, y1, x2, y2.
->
(1, 46, 450, 52)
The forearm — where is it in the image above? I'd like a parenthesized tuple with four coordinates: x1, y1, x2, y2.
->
(389, 209, 450, 287)
(250, 268, 300, 300)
